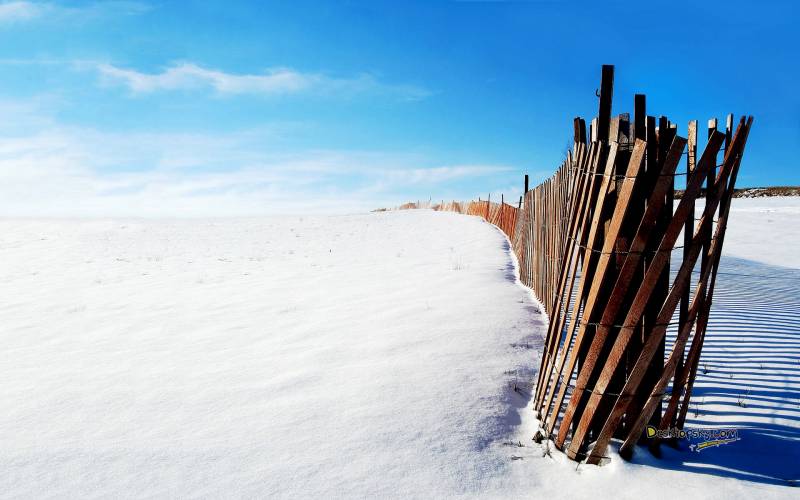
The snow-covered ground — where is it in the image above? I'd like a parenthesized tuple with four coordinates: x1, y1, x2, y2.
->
(721, 196, 800, 268)
(0, 197, 797, 498)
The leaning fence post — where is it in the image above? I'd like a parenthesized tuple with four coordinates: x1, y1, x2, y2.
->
(597, 64, 614, 143)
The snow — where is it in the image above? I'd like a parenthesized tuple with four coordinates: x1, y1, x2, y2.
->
(720, 196, 800, 269)
(0, 198, 797, 498)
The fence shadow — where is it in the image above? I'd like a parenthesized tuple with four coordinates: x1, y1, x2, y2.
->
(637, 255, 800, 487)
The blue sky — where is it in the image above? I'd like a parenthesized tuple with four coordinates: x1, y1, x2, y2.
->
(0, 0, 796, 215)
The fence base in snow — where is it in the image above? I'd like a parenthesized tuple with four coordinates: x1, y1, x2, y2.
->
(401, 65, 753, 464)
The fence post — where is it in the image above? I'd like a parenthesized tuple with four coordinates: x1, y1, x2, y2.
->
(597, 64, 614, 143)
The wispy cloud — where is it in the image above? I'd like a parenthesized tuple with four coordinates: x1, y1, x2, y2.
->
(383, 165, 513, 185)
(0, 101, 508, 216)
(0, 1, 149, 24)
(96, 62, 432, 101)
(0, 1, 41, 22)
(97, 63, 311, 94)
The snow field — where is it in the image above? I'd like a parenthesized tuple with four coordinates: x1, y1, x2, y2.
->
(0, 197, 797, 498)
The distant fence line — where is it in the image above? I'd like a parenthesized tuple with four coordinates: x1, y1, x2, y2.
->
(399, 65, 753, 464)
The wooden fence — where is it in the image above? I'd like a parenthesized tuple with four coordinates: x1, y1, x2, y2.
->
(404, 65, 753, 464)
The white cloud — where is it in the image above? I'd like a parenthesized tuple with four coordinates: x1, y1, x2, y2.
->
(0, 122, 510, 216)
(0, 1, 41, 22)
(0, 1, 149, 24)
(97, 63, 311, 94)
(96, 62, 432, 100)
(386, 166, 513, 185)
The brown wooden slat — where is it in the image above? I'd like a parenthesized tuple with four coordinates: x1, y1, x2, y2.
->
(597, 65, 614, 143)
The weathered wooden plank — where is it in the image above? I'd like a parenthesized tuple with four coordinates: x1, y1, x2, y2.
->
(610, 116, 621, 143)
(725, 114, 733, 153)
(574, 117, 587, 145)
(672, 119, 698, 431)
(634, 94, 646, 140)
(640, 116, 676, 431)
(597, 65, 614, 143)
